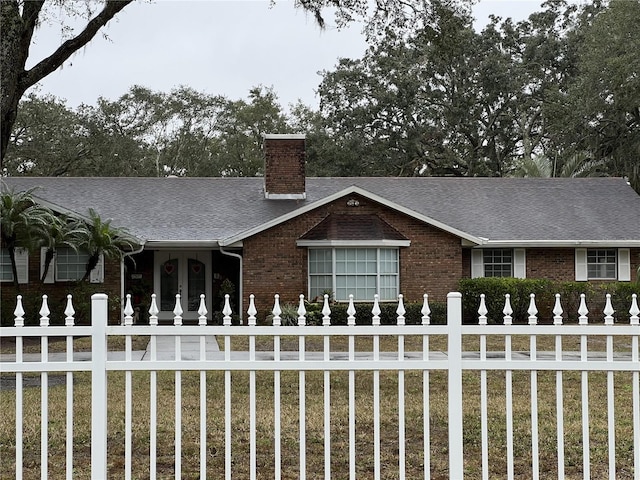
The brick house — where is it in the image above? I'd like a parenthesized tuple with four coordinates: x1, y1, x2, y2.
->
(2, 134, 640, 323)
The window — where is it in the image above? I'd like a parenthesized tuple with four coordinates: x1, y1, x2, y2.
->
(309, 248, 399, 302)
(55, 247, 90, 281)
(0, 247, 28, 283)
(483, 249, 513, 277)
(575, 248, 630, 282)
(586, 249, 617, 280)
(471, 249, 526, 279)
(0, 248, 13, 282)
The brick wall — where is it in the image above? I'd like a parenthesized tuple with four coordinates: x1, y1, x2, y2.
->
(526, 248, 577, 281)
(263, 136, 305, 197)
(1, 251, 122, 325)
(242, 193, 463, 309)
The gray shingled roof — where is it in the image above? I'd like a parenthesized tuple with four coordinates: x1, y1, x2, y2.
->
(2, 177, 640, 246)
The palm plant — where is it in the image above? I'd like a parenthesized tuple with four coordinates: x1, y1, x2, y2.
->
(511, 153, 607, 178)
(78, 208, 138, 281)
(0, 186, 55, 287)
(39, 215, 87, 282)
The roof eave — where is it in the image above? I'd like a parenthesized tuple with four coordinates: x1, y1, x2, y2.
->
(297, 240, 411, 247)
(143, 240, 221, 249)
(480, 240, 640, 248)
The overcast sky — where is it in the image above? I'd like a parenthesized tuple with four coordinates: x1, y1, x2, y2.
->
(26, 1, 546, 110)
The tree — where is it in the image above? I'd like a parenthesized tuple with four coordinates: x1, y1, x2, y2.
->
(3, 92, 155, 177)
(1, 0, 133, 165)
(549, 0, 640, 191)
(3, 93, 88, 176)
(78, 208, 138, 282)
(312, 1, 526, 177)
(205, 86, 293, 176)
(0, 185, 55, 287)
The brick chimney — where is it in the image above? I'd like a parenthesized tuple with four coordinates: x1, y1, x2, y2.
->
(263, 134, 306, 199)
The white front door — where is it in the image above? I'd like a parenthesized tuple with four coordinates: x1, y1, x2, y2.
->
(154, 251, 212, 321)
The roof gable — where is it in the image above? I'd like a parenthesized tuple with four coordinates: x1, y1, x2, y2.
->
(218, 185, 485, 246)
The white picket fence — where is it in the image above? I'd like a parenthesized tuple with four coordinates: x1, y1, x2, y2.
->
(1, 291, 639, 479)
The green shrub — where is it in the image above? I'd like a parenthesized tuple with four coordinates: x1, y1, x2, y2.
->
(459, 278, 550, 324)
(459, 278, 639, 324)
(301, 300, 446, 325)
(259, 300, 446, 326)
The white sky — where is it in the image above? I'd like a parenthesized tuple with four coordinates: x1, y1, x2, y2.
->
(26, 0, 545, 110)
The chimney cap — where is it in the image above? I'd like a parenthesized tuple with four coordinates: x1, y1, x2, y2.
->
(263, 133, 306, 140)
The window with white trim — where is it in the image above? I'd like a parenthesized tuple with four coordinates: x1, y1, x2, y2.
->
(483, 249, 513, 277)
(55, 247, 90, 281)
(309, 248, 399, 301)
(587, 249, 616, 280)
(471, 248, 526, 279)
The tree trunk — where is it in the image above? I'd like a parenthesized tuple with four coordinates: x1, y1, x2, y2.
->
(8, 245, 19, 289)
(82, 252, 100, 282)
(40, 247, 54, 282)
(0, 1, 42, 163)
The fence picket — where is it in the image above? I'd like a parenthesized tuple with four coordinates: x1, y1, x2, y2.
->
(478, 294, 489, 480)
(528, 294, 539, 480)
(397, 294, 406, 480)
(604, 294, 616, 480)
(39, 296, 49, 480)
(503, 294, 514, 480)
(65, 296, 74, 480)
(347, 295, 356, 480)
(174, 295, 182, 480)
(13, 296, 24, 480)
(553, 294, 565, 480)
(578, 294, 591, 479)
(272, 295, 282, 480)
(421, 294, 431, 480)
(198, 293, 208, 479)
(248, 295, 257, 480)
(124, 294, 133, 480)
(148, 294, 158, 480)
(371, 295, 382, 479)
(631, 295, 640, 480)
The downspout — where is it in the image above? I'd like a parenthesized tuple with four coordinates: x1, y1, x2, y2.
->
(219, 246, 243, 325)
(121, 243, 145, 324)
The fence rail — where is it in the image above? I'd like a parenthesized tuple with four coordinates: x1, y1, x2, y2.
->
(1, 291, 639, 479)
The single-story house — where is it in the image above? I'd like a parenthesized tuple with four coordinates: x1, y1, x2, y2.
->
(2, 134, 640, 322)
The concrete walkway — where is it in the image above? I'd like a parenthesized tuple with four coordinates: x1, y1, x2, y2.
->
(0, 335, 220, 363)
(141, 335, 220, 360)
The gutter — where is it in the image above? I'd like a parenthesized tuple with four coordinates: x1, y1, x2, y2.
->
(120, 242, 146, 324)
(219, 246, 243, 325)
(476, 240, 640, 248)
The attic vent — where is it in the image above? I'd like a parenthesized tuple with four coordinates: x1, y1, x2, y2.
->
(263, 134, 306, 200)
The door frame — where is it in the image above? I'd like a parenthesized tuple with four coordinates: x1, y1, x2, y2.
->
(153, 250, 212, 322)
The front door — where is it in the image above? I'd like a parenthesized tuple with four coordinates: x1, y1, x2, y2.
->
(154, 251, 212, 322)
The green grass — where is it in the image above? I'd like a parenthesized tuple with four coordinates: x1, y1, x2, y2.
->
(1, 333, 638, 479)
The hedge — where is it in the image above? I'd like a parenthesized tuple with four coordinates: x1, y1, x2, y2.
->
(261, 299, 447, 326)
(459, 278, 640, 324)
